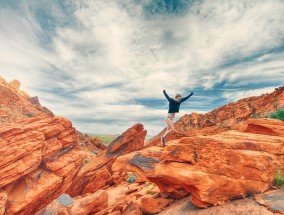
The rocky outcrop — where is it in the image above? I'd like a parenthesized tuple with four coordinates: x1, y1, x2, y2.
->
(0, 116, 148, 214)
(0, 76, 53, 125)
(146, 125, 230, 148)
(147, 85, 284, 147)
(254, 188, 284, 214)
(36, 191, 108, 215)
(68, 123, 147, 196)
(112, 118, 284, 208)
(158, 196, 275, 215)
(1, 75, 284, 214)
(178, 85, 284, 130)
(0, 116, 84, 214)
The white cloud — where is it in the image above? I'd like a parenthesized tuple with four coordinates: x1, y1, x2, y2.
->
(0, 0, 283, 136)
(222, 86, 277, 102)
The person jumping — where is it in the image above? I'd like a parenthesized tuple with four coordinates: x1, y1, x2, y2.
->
(161, 90, 193, 147)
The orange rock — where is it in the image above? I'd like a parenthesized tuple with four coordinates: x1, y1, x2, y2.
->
(82, 167, 111, 194)
(0, 115, 87, 214)
(42, 138, 62, 159)
(148, 85, 284, 147)
(69, 123, 147, 196)
(236, 118, 284, 137)
(36, 191, 108, 215)
(8, 79, 21, 91)
(159, 196, 275, 215)
(0, 189, 7, 215)
(140, 196, 173, 214)
(71, 190, 108, 214)
(146, 126, 230, 148)
(113, 119, 284, 208)
(122, 201, 141, 215)
(107, 123, 146, 157)
(5, 169, 63, 215)
(0, 76, 54, 124)
(45, 148, 85, 177)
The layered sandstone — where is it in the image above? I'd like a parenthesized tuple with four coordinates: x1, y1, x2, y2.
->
(112, 118, 284, 208)
(0, 116, 83, 214)
(147, 85, 284, 147)
(0, 115, 148, 214)
(0, 76, 53, 124)
(1, 75, 284, 214)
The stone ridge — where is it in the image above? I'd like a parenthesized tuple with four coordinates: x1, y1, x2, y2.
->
(146, 85, 284, 147)
(0, 76, 54, 124)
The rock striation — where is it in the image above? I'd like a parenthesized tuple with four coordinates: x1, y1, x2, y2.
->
(0, 76, 53, 124)
(112, 118, 284, 208)
(1, 75, 284, 214)
(146, 85, 284, 147)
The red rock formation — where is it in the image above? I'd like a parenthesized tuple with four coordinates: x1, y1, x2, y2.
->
(140, 196, 173, 214)
(2, 75, 284, 214)
(0, 76, 54, 124)
(68, 123, 147, 196)
(0, 116, 85, 214)
(147, 85, 284, 147)
(146, 125, 230, 148)
(159, 196, 275, 215)
(112, 118, 284, 208)
(36, 191, 108, 215)
(177, 86, 284, 130)
(76, 131, 106, 152)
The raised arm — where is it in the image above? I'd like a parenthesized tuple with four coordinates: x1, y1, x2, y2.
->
(180, 92, 193, 102)
(163, 90, 170, 101)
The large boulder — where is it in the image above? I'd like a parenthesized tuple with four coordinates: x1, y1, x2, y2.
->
(68, 123, 147, 196)
(112, 118, 284, 208)
(0, 116, 87, 214)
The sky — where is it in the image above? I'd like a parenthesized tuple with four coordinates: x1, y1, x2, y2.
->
(0, 0, 283, 137)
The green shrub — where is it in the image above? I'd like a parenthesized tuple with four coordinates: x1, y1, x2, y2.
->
(146, 190, 156, 195)
(274, 170, 284, 187)
(84, 159, 89, 163)
(268, 109, 284, 121)
(26, 112, 34, 118)
(92, 150, 98, 155)
(127, 175, 136, 184)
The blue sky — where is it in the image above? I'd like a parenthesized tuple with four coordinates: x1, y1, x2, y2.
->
(0, 0, 283, 136)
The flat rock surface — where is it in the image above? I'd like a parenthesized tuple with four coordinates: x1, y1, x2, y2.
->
(158, 197, 275, 215)
(255, 188, 284, 213)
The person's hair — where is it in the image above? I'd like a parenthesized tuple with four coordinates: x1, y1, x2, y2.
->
(175, 94, 181, 98)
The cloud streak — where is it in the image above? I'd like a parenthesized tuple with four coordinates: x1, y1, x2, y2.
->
(0, 0, 283, 136)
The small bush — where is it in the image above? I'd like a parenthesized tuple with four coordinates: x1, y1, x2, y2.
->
(84, 159, 89, 163)
(274, 170, 284, 187)
(92, 150, 98, 155)
(268, 109, 284, 121)
(146, 190, 156, 195)
(127, 175, 136, 184)
(26, 112, 34, 118)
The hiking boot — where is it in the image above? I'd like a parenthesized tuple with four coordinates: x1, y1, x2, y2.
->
(161, 136, 166, 147)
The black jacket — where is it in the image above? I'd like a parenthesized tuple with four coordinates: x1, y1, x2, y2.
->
(163, 90, 193, 113)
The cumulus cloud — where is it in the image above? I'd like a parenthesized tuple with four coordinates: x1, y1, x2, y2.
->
(0, 0, 283, 136)
(222, 86, 277, 102)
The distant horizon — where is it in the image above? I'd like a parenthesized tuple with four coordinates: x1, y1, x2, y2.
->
(0, 0, 283, 136)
